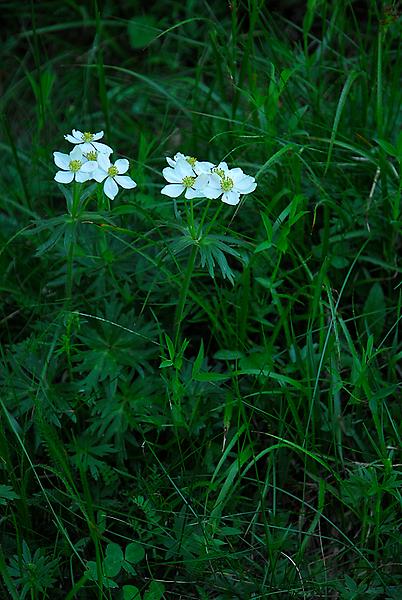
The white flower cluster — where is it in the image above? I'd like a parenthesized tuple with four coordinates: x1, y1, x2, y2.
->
(53, 130, 137, 200)
(161, 152, 257, 205)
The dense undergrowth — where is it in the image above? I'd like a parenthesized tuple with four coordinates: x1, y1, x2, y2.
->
(0, 1, 401, 598)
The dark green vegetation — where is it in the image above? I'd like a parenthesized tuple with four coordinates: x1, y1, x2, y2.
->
(1, 1, 401, 598)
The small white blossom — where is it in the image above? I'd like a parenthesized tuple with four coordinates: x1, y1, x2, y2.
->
(161, 158, 207, 199)
(92, 155, 137, 200)
(53, 146, 97, 184)
(81, 147, 112, 167)
(64, 129, 113, 155)
(200, 162, 257, 205)
(166, 153, 214, 176)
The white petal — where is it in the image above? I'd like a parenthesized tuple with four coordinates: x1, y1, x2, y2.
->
(193, 173, 210, 189)
(97, 154, 110, 171)
(53, 152, 70, 170)
(166, 157, 176, 167)
(161, 184, 184, 198)
(194, 161, 214, 175)
(203, 186, 222, 199)
(92, 141, 113, 154)
(54, 170, 74, 183)
(229, 167, 244, 179)
(235, 177, 257, 194)
(104, 177, 119, 200)
(65, 134, 81, 144)
(114, 158, 129, 174)
(221, 191, 240, 205)
(80, 160, 98, 172)
(72, 129, 84, 139)
(75, 171, 92, 183)
(92, 168, 108, 183)
(216, 161, 229, 173)
(173, 152, 186, 161)
(202, 174, 223, 199)
(70, 146, 83, 160)
(175, 159, 194, 178)
(92, 131, 104, 141)
(162, 167, 182, 183)
(185, 187, 204, 199)
(115, 175, 136, 189)
(80, 142, 94, 154)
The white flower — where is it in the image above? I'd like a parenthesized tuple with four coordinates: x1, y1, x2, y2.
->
(53, 146, 98, 184)
(166, 153, 214, 176)
(92, 155, 137, 200)
(81, 147, 112, 167)
(161, 158, 207, 199)
(200, 162, 257, 205)
(166, 152, 186, 167)
(64, 129, 113, 155)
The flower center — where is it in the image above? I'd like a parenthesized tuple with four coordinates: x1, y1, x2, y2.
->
(108, 165, 119, 177)
(213, 167, 225, 178)
(182, 175, 195, 188)
(186, 156, 197, 167)
(220, 176, 234, 192)
(82, 132, 94, 142)
(85, 150, 98, 161)
(69, 159, 82, 172)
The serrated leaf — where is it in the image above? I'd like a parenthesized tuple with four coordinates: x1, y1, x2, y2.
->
(35, 226, 64, 256)
(0, 484, 19, 505)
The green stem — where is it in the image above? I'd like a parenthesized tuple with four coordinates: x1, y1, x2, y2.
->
(205, 203, 224, 236)
(174, 244, 198, 350)
(65, 183, 80, 306)
(197, 199, 212, 237)
(65, 240, 74, 305)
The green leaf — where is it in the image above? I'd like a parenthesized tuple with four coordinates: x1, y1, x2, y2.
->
(325, 70, 361, 173)
(193, 371, 230, 382)
(123, 585, 141, 600)
(214, 350, 244, 360)
(363, 282, 386, 339)
(192, 339, 204, 376)
(85, 561, 98, 581)
(143, 580, 165, 600)
(125, 542, 145, 565)
(255, 144, 295, 179)
(0, 484, 19, 506)
(261, 212, 272, 241)
(104, 543, 124, 578)
(376, 138, 398, 157)
(128, 16, 158, 49)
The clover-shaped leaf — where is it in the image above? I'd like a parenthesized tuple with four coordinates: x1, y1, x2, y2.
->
(104, 543, 124, 578)
(125, 542, 145, 565)
(123, 585, 141, 599)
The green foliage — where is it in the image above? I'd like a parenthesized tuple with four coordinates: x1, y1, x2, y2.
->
(0, 0, 401, 598)
(7, 542, 59, 599)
